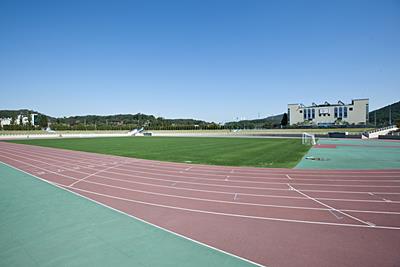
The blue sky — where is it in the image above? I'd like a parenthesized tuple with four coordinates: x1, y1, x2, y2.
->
(0, 0, 399, 122)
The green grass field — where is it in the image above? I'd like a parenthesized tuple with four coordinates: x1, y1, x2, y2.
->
(8, 137, 310, 168)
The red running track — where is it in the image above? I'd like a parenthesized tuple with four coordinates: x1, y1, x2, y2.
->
(1, 141, 400, 267)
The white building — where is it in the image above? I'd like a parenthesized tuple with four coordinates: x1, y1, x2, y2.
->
(288, 99, 369, 126)
(0, 118, 12, 127)
(1, 114, 38, 127)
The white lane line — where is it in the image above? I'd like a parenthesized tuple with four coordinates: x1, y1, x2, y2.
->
(59, 181, 400, 230)
(185, 167, 193, 171)
(2, 150, 400, 204)
(286, 174, 292, 180)
(3, 146, 400, 187)
(3, 153, 400, 218)
(368, 192, 374, 196)
(8, 146, 400, 182)
(383, 198, 392, 203)
(234, 193, 238, 201)
(4, 142, 400, 177)
(0, 162, 265, 267)
(2, 151, 400, 202)
(172, 182, 177, 186)
(4, 153, 400, 218)
(288, 183, 375, 227)
(67, 164, 124, 187)
(4, 146, 399, 189)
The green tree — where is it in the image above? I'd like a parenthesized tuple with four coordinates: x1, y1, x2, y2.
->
(38, 115, 48, 128)
(27, 112, 32, 126)
(281, 113, 288, 126)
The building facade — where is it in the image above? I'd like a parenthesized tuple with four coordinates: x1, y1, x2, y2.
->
(288, 99, 369, 126)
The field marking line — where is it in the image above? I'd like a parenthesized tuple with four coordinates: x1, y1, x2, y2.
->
(185, 167, 193, 171)
(0, 162, 265, 267)
(3, 145, 400, 183)
(2, 153, 400, 218)
(286, 174, 292, 180)
(2, 150, 400, 206)
(67, 164, 125, 187)
(328, 210, 343, 220)
(287, 183, 376, 227)
(2, 146, 399, 189)
(234, 193, 238, 201)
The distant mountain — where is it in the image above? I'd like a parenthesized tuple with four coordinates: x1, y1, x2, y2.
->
(224, 114, 284, 129)
(54, 113, 211, 127)
(369, 101, 400, 126)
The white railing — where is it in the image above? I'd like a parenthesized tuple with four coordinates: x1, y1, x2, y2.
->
(362, 125, 399, 139)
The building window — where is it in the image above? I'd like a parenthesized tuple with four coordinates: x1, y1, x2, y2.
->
(303, 109, 306, 119)
(312, 109, 315, 119)
(344, 107, 348, 118)
(366, 104, 369, 121)
(334, 107, 338, 118)
(338, 107, 343, 118)
(349, 107, 353, 111)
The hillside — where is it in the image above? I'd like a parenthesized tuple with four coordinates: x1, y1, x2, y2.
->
(369, 101, 400, 126)
(224, 114, 284, 129)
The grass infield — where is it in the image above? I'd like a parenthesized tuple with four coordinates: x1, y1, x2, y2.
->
(8, 137, 311, 168)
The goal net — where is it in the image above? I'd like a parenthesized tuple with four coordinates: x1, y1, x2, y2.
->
(302, 132, 316, 145)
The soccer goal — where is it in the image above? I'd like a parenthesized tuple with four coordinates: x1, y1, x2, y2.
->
(302, 132, 316, 145)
